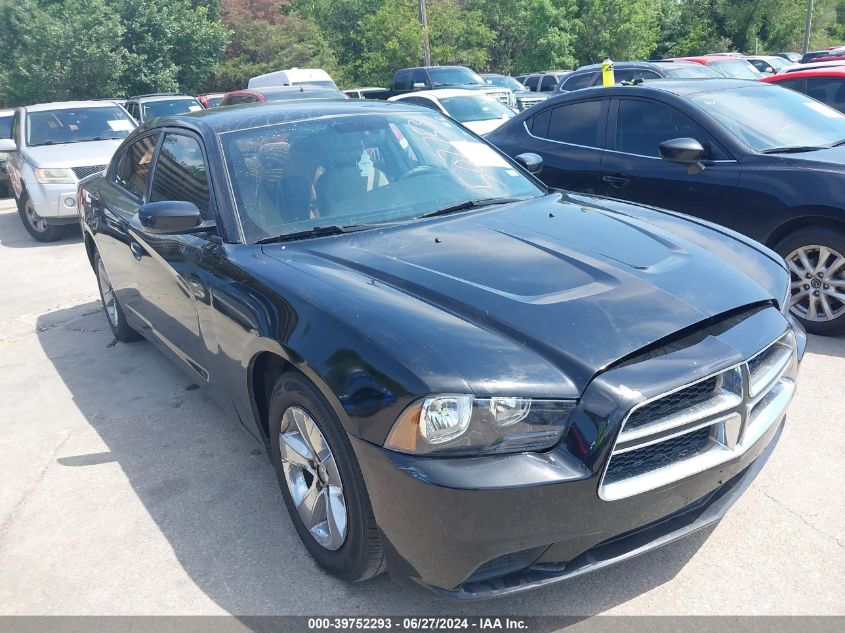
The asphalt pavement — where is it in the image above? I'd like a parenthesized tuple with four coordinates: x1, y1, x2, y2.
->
(0, 197, 842, 616)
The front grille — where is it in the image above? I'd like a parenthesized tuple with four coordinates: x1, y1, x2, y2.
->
(600, 330, 797, 501)
(72, 165, 107, 180)
(485, 89, 511, 106)
(625, 377, 718, 431)
(604, 427, 711, 484)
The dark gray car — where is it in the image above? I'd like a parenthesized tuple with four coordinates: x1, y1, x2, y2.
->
(558, 61, 721, 92)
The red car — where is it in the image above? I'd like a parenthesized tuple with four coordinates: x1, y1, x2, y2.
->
(219, 85, 347, 106)
(197, 92, 226, 108)
(762, 66, 845, 113)
(667, 55, 763, 80)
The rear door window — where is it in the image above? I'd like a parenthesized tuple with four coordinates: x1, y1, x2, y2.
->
(546, 100, 603, 147)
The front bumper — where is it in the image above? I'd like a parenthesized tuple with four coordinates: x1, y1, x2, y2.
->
(25, 181, 78, 220)
(351, 306, 800, 598)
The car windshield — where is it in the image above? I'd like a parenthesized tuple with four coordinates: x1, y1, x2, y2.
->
(0, 114, 12, 139)
(485, 76, 524, 91)
(708, 59, 763, 79)
(428, 67, 485, 86)
(206, 96, 224, 107)
(765, 56, 789, 70)
(220, 111, 542, 243)
(25, 106, 135, 146)
(691, 86, 845, 151)
(292, 80, 338, 89)
(439, 96, 515, 122)
(665, 66, 721, 79)
(142, 98, 203, 121)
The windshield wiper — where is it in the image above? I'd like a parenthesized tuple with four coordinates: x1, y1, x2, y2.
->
(830, 138, 845, 147)
(418, 197, 524, 219)
(255, 224, 370, 244)
(760, 145, 827, 154)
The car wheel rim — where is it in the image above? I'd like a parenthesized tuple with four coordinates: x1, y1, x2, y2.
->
(25, 201, 47, 233)
(786, 244, 845, 323)
(97, 259, 119, 327)
(279, 406, 347, 551)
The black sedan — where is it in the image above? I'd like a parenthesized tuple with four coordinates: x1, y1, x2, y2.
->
(487, 79, 845, 335)
(79, 100, 803, 598)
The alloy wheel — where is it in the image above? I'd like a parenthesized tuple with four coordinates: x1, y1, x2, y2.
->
(25, 200, 48, 233)
(278, 406, 347, 551)
(786, 244, 845, 323)
(97, 258, 119, 327)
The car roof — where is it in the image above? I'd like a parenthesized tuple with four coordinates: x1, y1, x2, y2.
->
(144, 99, 435, 135)
(563, 78, 770, 98)
(22, 100, 128, 112)
(390, 88, 483, 100)
(0, 109, 14, 116)
(764, 66, 845, 80)
(135, 94, 197, 103)
(575, 60, 699, 72)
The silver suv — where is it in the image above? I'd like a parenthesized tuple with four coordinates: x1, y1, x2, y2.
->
(0, 109, 13, 198)
(0, 101, 136, 241)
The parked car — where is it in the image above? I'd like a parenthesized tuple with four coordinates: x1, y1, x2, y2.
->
(220, 85, 348, 106)
(343, 87, 391, 100)
(387, 65, 513, 107)
(744, 55, 790, 75)
(0, 108, 13, 197)
(481, 73, 548, 110)
(0, 101, 135, 241)
(522, 70, 573, 93)
(486, 79, 845, 334)
(124, 93, 203, 124)
(249, 68, 338, 90)
(558, 61, 720, 92)
(197, 93, 226, 108)
(78, 99, 803, 598)
(761, 66, 845, 112)
(388, 89, 515, 134)
(800, 49, 845, 64)
(774, 52, 802, 63)
(780, 59, 845, 74)
(667, 56, 763, 79)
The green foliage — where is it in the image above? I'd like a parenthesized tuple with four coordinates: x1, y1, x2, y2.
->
(209, 15, 340, 91)
(575, 0, 660, 65)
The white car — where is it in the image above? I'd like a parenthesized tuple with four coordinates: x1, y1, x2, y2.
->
(0, 101, 136, 241)
(388, 89, 515, 135)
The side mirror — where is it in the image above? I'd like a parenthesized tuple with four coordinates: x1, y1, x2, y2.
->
(659, 137, 706, 175)
(412, 82, 426, 90)
(138, 201, 214, 234)
(515, 152, 543, 174)
(0, 138, 17, 152)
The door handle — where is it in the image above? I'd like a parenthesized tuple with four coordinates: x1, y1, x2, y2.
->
(602, 174, 630, 189)
(130, 241, 146, 261)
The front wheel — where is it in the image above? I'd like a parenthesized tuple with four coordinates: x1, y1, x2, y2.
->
(18, 196, 64, 242)
(268, 372, 385, 582)
(775, 225, 845, 336)
(94, 252, 141, 342)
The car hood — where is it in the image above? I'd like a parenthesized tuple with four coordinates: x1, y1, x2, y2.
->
(263, 193, 786, 396)
(23, 139, 123, 168)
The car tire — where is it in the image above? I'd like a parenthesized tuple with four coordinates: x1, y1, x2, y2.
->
(94, 252, 141, 342)
(18, 194, 64, 242)
(774, 225, 845, 336)
(268, 372, 386, 582)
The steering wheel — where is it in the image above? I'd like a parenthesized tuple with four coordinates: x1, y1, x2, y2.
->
(398, 165, 438, 181)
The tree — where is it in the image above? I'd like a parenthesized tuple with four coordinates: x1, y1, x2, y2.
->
(575, 0, 660, 65)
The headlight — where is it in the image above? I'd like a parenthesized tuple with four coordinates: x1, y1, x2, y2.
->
(35, 168, 75, 184)
(779, 268, 792, 316)
(384, 394, 575, 456)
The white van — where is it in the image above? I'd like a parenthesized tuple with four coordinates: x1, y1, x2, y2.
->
(248, 68, 338, 90)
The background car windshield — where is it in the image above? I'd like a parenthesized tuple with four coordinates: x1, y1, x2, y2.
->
(262, 87, 346, 101)
(220, 112, 542, 243)
(26, 106, 134, 146)
(0, 114, 11, 139)
(428, 67, 484, 86)
(142, 98, 202, 120)
(439, 96, 514, 122)
(709, 60, 762, 79)
(206, 96, 224, 107)
(691, 86, 845, 151)
(665, 66, 721, 78)
(486, 76, 524, 91)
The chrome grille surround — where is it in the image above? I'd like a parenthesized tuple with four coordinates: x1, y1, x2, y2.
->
(72, 165, 107, 180)
(599, 330, 798, 501)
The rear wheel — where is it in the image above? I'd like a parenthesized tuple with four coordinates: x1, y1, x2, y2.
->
(94, 252, 140, 342)
(18, 195, 64, 242)
(268, 372, 385, 582)
(775, 226, 845, 336)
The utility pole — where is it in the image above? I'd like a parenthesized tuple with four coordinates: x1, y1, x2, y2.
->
(419, 0, 431, 66)
(803, 0, 814, 55)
